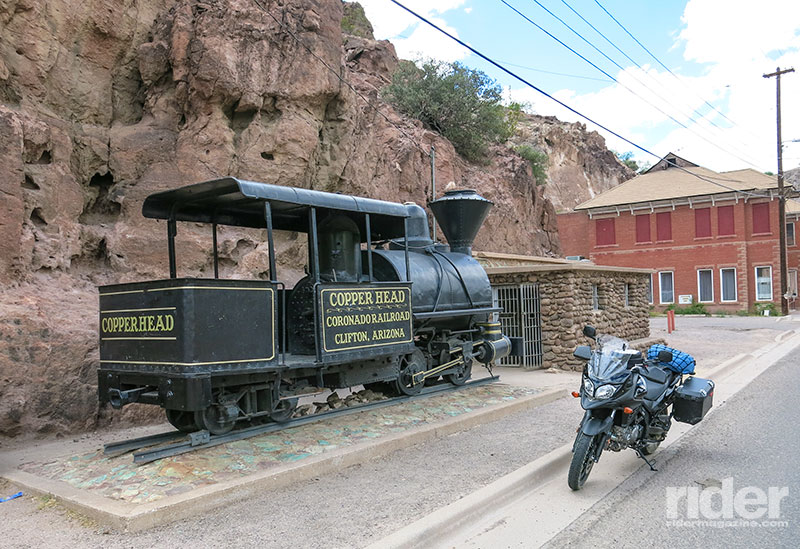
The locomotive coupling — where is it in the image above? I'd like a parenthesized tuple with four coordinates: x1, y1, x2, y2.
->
(108, 387, 148, 409)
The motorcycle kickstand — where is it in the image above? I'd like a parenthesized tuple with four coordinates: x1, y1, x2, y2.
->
(635, 448, 658, 472)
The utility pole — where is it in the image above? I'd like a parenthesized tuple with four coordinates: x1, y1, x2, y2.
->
(763, 66, 794, 316)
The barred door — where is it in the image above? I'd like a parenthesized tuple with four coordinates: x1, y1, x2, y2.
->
(492, 283, 543, 368)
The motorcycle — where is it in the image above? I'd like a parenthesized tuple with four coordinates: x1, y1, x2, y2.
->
(568, 325, 714, 491)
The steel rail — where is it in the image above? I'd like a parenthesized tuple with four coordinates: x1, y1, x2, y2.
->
(103, 376, 499, 464)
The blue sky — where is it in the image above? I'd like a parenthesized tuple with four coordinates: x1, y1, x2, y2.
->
(354, 0, 800, 173)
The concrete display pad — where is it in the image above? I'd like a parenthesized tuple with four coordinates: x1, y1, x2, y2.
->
(0, 383, 566, 532)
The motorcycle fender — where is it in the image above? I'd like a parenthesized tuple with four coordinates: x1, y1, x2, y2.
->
(581, 413, 614, 437)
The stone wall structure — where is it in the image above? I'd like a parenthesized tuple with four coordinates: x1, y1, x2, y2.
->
(481, 257, 653, 371)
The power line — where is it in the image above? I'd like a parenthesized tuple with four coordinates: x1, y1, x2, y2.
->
(592, 0, 748, 133)
(388, 0, 772, 199)
(559, 0, 760, 150)
(530, 0, 765, 168)
(496, 60, 612, 82)
(503, 0, 765, 171)
(250, 0, 430, 158)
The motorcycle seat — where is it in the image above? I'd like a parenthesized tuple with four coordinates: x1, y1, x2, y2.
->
(641, 366, 669, 385)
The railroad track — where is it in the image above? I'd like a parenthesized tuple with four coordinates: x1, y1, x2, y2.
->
(104, 376, 500, 465)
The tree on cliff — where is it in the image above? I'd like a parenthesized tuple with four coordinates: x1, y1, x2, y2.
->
(383, 60, 512, 163)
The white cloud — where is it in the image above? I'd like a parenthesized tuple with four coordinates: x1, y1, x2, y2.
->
(391, 17, 470, 62)
(353, 0, 466, 38)
(351, 0, 470, 61)
(507, 0, 800, 172)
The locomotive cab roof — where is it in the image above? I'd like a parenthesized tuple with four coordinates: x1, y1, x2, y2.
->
(142, 177, 410, 241)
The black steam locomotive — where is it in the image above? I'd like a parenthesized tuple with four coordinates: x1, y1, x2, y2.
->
(97, 178, 513, 434)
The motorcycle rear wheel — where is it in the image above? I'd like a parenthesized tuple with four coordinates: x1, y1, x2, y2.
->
(568, 432, 602, 491)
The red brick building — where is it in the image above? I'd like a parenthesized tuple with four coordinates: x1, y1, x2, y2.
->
(557, 153, 800, 313)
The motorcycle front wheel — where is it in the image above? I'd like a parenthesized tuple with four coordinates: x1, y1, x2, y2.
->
(568, 432, 602, 491)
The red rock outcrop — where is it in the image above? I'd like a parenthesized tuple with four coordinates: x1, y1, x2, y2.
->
(0, 0, 621, 436)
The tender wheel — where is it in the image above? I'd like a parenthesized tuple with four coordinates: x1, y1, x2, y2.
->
(269, 398, 298, 423)
(395, 350, 425, 396)
(194, 403, 238, 435)
(568, 432, 602, 491)
(445, 358, 473, 386)
(641, 441, 661, 455)
(165, 409, 198, 433)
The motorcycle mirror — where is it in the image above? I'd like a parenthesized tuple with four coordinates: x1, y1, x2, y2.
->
(573, 345, 592, 360)
(582, 325, 597, 339)
(658, 350, 673, 363)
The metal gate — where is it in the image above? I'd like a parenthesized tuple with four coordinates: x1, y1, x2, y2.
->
(492, 283, 543, 368)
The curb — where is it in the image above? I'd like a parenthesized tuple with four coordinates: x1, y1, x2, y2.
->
(2, 386, 568, 532)
(366, 444, 572, 549)
(369, 328, 800, 549)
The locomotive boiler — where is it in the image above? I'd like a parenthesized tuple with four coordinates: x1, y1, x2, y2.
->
(97, 178, 513, 434)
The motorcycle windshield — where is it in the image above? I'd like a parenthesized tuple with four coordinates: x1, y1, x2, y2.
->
(588, 336, 634, 382)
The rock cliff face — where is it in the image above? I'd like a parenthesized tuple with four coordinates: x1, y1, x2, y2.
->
(511, 114, 635, 212)
(0, 0, 626, 436)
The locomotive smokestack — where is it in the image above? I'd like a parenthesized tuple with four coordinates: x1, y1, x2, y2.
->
(429, 189, 493, 255)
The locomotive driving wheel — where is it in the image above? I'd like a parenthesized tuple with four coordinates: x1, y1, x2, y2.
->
(395, 350, 425, 396)
(445, 356, 473, 386)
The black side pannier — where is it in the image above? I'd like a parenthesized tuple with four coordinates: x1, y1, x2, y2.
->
(673, 376, 714, 425)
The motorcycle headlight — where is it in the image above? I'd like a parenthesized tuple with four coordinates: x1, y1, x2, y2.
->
(594, 384, 616, 400)
(583, 377, 595, 396)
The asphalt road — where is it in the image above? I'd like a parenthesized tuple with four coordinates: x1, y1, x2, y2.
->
(545, 347, 800, 548)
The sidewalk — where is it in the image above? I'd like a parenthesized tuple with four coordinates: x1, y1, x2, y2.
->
(0, 316, 796, 547)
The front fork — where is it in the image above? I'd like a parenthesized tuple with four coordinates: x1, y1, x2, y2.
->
(574, 409, 616, 462)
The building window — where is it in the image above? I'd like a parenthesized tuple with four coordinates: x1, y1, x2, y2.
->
(635, 214, 651, 243)
(718, 205, 735, 236)
(697, 269, 713, 302)
(752, 203, 770, 234)
(721, 268, 737, 302)
(659, 271, 674, 304)
(647, 274, 653, 304)
(695, 208, 712, 238)
(596, 218, 616, 246)
(624, 283, 630, 307)
(787, 222, 796, 246)
(591, 284, 601, 310)
(755, 266, 772, 301)
(656, 212, 672, 241)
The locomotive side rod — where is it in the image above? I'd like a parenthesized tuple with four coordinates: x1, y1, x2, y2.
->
(123, 376, 499, 465)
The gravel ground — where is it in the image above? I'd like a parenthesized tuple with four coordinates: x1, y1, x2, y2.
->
(653, 315, 787, 371)
(0, 315, 792, 548)
(1, 396, 582, 548)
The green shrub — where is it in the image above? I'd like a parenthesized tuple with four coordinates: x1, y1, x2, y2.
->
(383, 59, 512, 163)
(514, 144, 548, 185)
(753, 302, 779, 316)
(664, 302, 709, 315)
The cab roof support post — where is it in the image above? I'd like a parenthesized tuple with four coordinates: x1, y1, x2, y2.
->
(212, 221, 219, 279)
(264, 202, 277, 282)
(403, 216, 410, 282)
(310, 208, 320, 284)
(365, 213, 374, 282)
(168, 207, 177, 279)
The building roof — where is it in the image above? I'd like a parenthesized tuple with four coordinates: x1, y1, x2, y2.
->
(574, 155, 778, 211)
